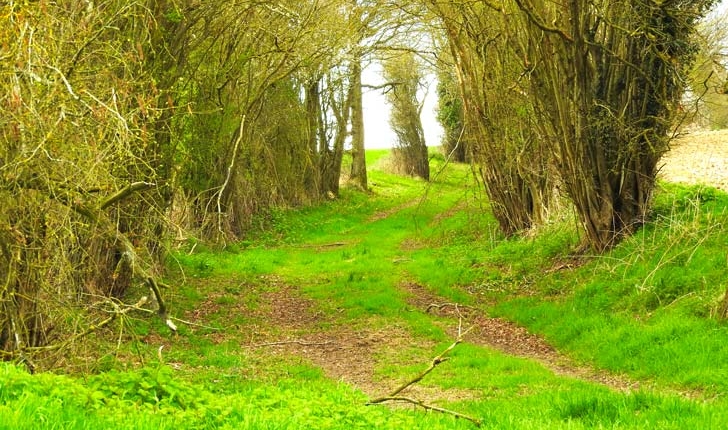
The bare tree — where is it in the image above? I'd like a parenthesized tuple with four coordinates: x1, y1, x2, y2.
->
(383, 51, 430, 180)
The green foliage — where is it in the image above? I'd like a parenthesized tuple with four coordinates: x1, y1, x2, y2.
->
(0, 363, 478, 430)
(164, 7, 184, 24)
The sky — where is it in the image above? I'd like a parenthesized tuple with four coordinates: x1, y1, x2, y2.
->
(362, 0, 728, 150)
(362, 61, 443, 149)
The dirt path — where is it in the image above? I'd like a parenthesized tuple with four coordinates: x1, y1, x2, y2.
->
(241, 133, 728, 401)
(400, 282, 645, 393)
(241, 280, 640, 401)
(367, 198, 421, 222)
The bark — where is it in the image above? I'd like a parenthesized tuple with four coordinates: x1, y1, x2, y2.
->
(349, 56, 368, 191)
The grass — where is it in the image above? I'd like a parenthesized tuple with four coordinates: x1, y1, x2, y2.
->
(481, 183, 728, 395)
(4, 150, 728, 428)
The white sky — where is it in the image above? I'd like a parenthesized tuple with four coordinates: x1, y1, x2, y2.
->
(716, 0, 728, 15)
(362, 61, 443, 149)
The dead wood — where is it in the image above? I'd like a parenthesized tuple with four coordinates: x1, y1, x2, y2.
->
(246, 339, 334, 348)
(367, 326, 481, 427)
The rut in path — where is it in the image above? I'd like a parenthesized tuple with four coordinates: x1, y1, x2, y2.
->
(242, 279, 656, 402)
(401, 282, 652, 394)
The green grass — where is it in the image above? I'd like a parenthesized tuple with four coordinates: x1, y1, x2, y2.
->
(481, 183, 728, 395)
(5, 151, 728, 428)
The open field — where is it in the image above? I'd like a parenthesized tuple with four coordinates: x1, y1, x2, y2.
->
(661, 129, 728, 190)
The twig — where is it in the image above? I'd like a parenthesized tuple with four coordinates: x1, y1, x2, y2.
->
(374, 396, 482, 427)
(367, 325, 480, 426)
(245, 339, 334, 348)
(130, 306, 223, 331)
(370, 325, 474, 402)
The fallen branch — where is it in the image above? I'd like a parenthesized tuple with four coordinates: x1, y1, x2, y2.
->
(367, 326, 481, 427)
(245, 339, 334, 348)
(425, 302, 475, 314)
(374, 396, 482, 427)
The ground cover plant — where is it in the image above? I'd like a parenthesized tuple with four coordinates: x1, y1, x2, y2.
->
(3, 150, 728, 428)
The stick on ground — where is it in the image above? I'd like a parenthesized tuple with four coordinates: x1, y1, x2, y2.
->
(367, 325, 481, 427)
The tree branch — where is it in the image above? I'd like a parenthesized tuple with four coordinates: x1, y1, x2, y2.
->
(99, 182, 156, 210)
(373, 396, 482, 427)
(513, 0, 573, 43)
(367, 326, 479, 426)
(217, 115, 245, 238)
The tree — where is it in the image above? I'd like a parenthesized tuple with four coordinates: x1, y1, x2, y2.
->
(305, 63, 359, 197)
(1, 0, 179, 365)
(686, 7, 728, 128)
(516, 0, 717, 250)
(383, 51, 430, 180)
(428, 1, 553, 235)
(435, 54, 469, 163)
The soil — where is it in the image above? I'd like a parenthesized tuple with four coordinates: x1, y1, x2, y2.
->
(240, 131, 728, 402)
(660, 129, 728, 190)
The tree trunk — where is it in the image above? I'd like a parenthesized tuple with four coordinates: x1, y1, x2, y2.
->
(519, 0, 709, 251)
(349, 57, 368, 190)
(305, 80, 324, 194)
